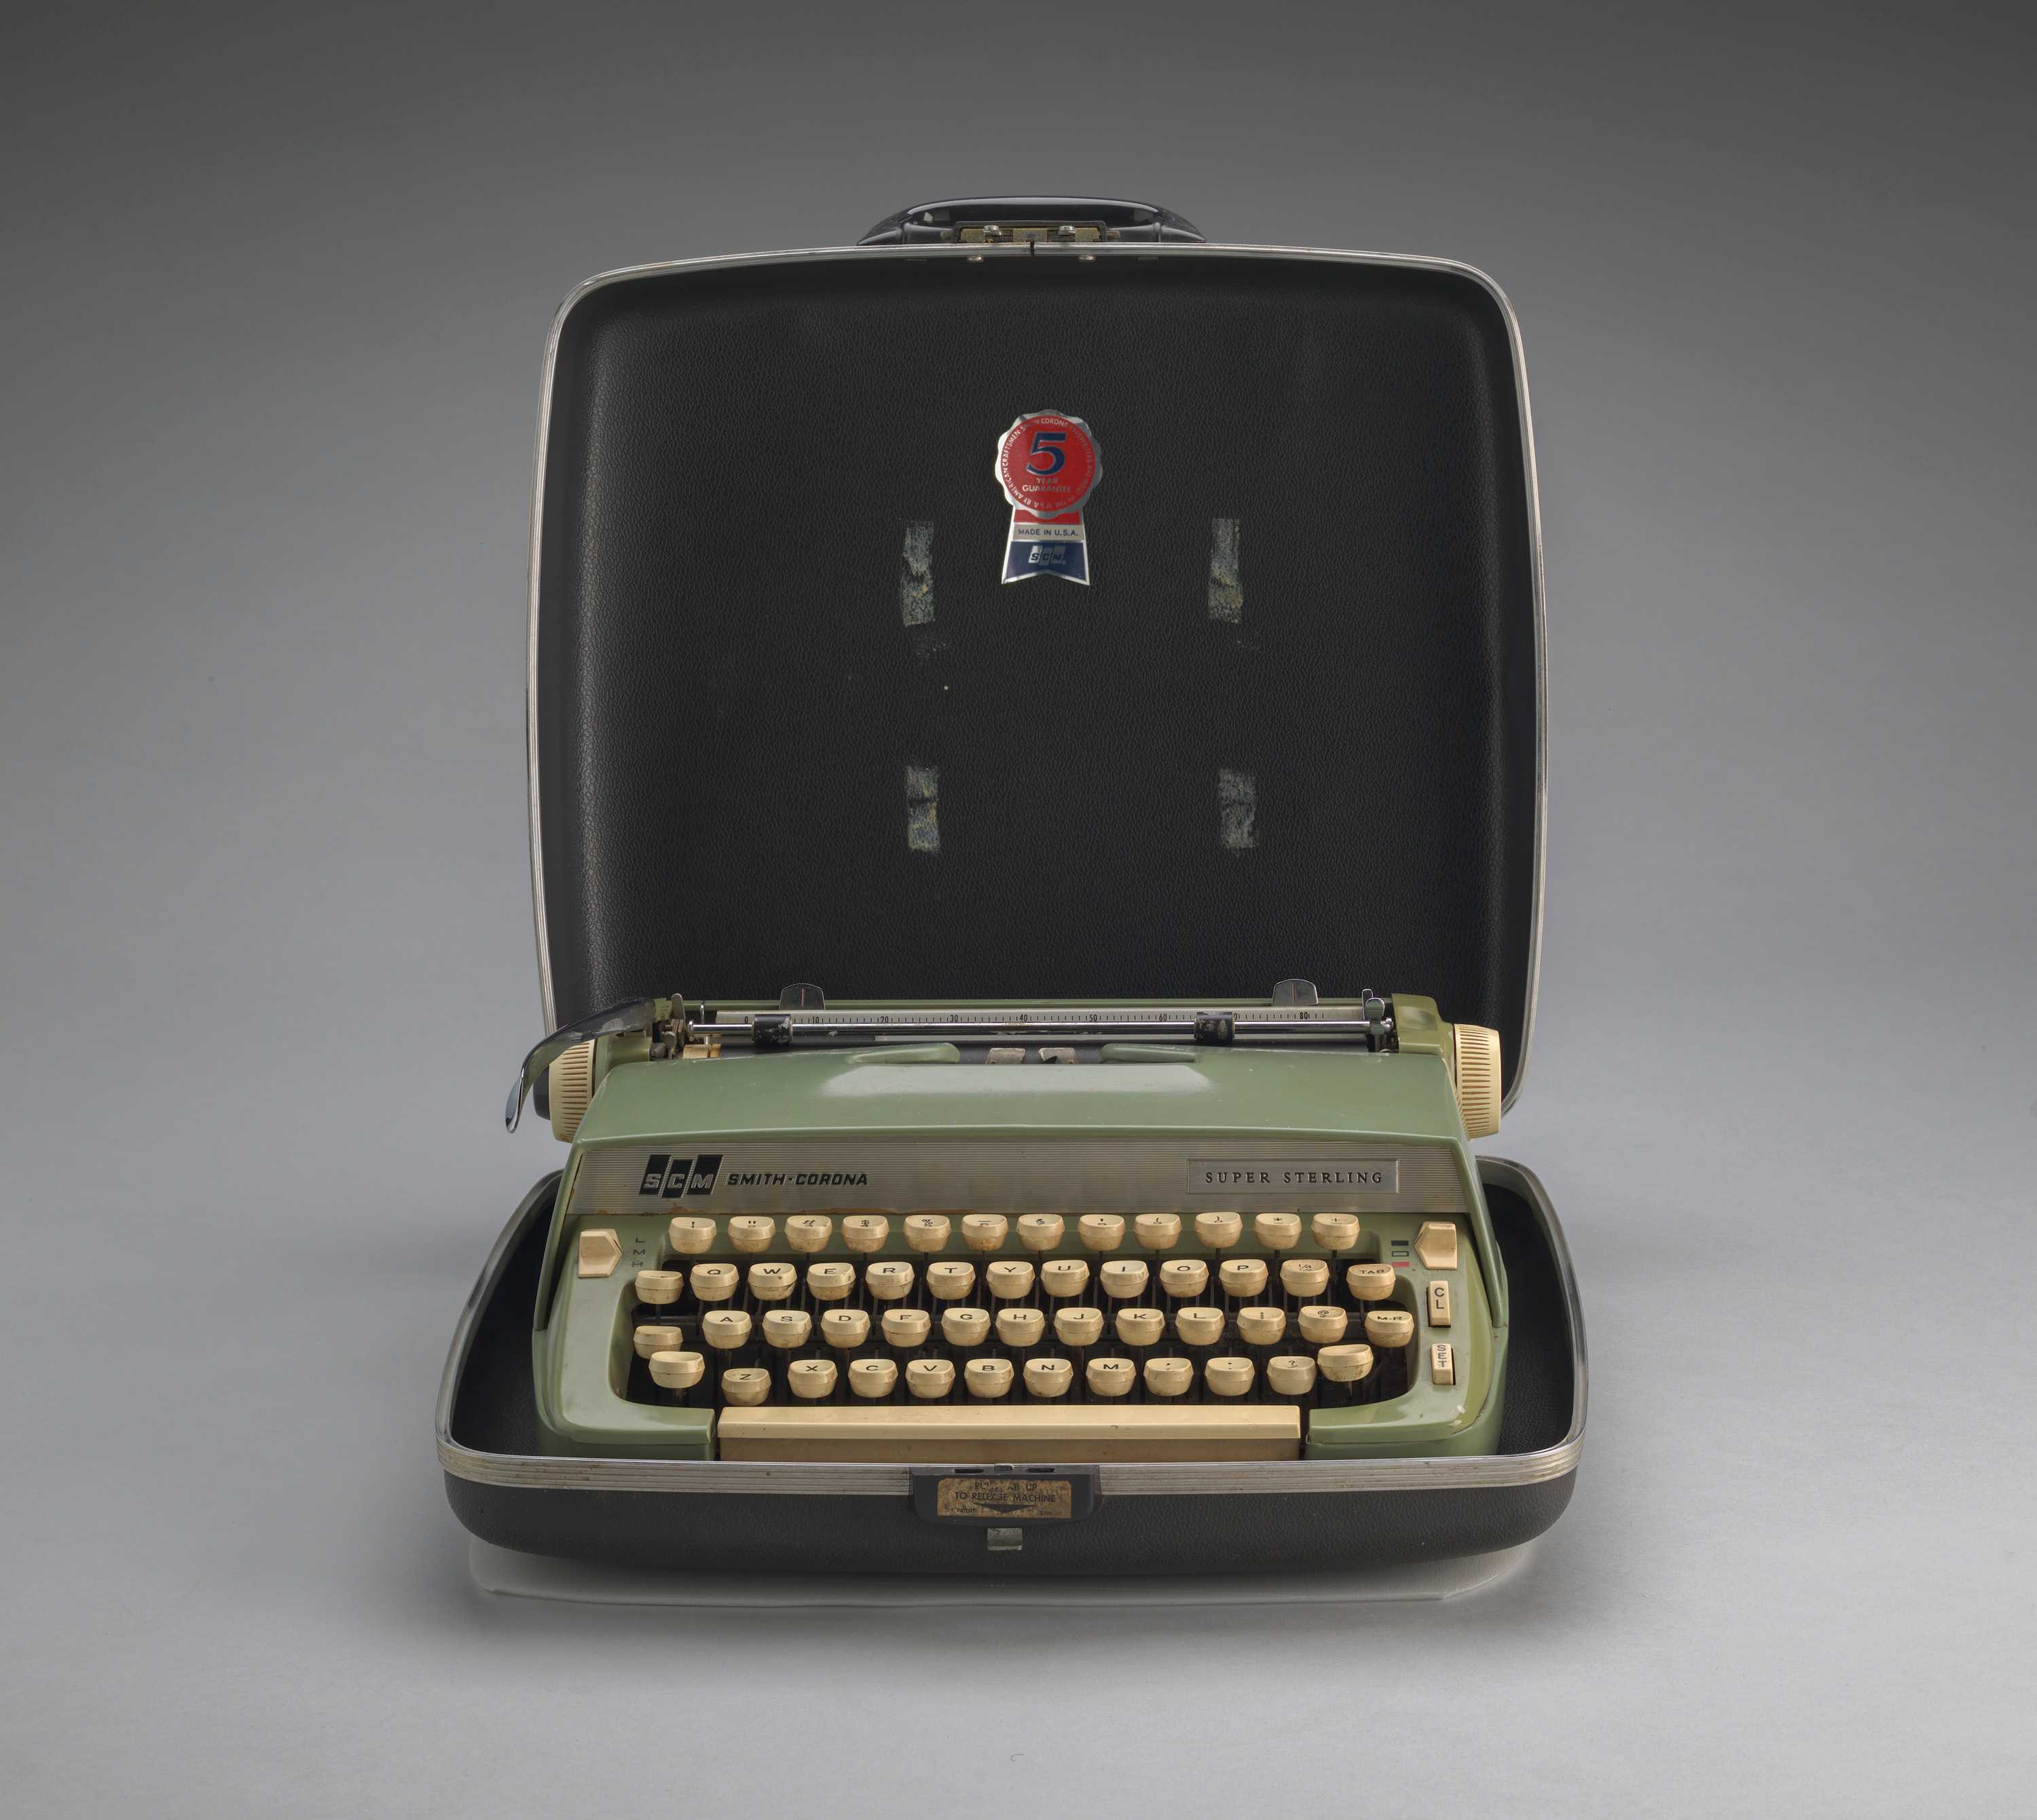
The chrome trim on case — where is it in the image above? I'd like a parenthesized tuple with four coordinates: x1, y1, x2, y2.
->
(526, 242, 1548, 1108)
(437, 1157, 1583, 1499)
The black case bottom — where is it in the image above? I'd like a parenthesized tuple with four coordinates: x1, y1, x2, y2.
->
(440, 1161, 1583, 1576)
(447, 1474, 1576, 1578)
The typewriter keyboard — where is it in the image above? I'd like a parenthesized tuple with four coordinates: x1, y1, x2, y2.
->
(556, 1209, 1489, 1461)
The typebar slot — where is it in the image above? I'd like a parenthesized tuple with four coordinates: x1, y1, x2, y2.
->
(714, 1404, 1300, 1463)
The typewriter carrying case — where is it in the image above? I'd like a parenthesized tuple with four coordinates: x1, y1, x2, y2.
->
(439, 198, 1584, 1575)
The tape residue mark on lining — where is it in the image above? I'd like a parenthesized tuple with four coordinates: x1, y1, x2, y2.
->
(906, 763, 940, 853)
(1208, 517, 1242, 623)
(1218, 768, 1258, 850)
(900, 522, 936, 626)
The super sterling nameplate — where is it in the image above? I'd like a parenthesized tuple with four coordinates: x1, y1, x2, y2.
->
(995, 410, 1101, 584)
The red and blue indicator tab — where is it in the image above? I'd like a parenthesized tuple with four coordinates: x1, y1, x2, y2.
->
(994, 410, 1102, 584)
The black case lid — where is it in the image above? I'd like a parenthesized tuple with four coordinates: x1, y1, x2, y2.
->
(528, 238, 1545, 1102)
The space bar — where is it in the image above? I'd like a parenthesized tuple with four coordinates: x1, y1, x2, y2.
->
(714, 1403, 1300, 1463)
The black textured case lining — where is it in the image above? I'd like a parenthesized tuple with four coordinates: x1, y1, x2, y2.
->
(442, 1167, 1578, 1576)
(534, 251, 1539, 1093)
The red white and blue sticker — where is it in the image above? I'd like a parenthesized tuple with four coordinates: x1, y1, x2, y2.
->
(995, 410, 1101, 584)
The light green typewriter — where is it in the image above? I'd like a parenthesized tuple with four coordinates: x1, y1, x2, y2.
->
(505, 987, 1505, 1465)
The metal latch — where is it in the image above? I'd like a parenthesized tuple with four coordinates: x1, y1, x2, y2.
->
(910, 1464, 1102, 1525)
(966, 222, 1101, 244)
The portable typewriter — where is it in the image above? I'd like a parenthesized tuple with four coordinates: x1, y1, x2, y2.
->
(439, 197, 1585, 1573)
(507, 989, 1507, 1466)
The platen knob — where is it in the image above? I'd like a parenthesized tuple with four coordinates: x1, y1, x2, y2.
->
(1452, 1022, 1502, 1140)
(547, 1040, 595, 1142)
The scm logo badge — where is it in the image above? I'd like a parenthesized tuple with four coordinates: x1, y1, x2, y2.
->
(636, 1154, 722, 1197)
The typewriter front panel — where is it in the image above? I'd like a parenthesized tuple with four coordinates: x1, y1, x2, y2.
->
(537, 1116, 1503, 1466)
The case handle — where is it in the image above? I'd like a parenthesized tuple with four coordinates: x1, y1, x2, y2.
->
(858, 196, 1204, 247)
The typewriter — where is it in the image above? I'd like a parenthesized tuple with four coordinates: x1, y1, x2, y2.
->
(507, 986, 1505, 1466)
(440, 196, 1583, 1574)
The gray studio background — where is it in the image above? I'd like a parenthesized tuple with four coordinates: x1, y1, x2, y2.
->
(4, 3, 2032, 1813)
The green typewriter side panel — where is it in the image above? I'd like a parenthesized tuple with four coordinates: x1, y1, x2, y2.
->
(530, 1037, 1507, 1466)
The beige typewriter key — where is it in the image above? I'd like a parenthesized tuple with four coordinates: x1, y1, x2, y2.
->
(1318, 1343, 1375, 1385)
(881, 1307, 932, 1349)
(1311, 1213, 1361, 1253)
(727, 1215, 775, 1255)
(1158, 1258, 1209, 1299)
(841, 1214, 890, 1254)
(648, 1349, 705, 1392)
(1219, 1258, 1269, 1300)
(903, 1214, 951, 1253)
(1176, 1307, 1226, 1347)
(700, 1309, 752, 1351)
(1346, 1262, 1397, 1302)
(788, 1358, 837, 1401)
(1133, 1213, 1183, 1251)
(1099, 1258, 1150, 1300)
(1298, 1304, 1350, 1345)
(942, 1307, 991, 1348)
(747, 1262, 797, 1303)
(1267, 1354, 1318, 1397)
(1115, 1307, 1167, 1348)
(1040, 1258, 1091, 1298)
(760, 1309, 812, 1351)
(1205, 1355, 1255, 1398)
(1086, 1357, 1136, 1398)
(576, 1229, 621, 1277)
(634, 1269, 684, 1308)
(689, 1262, 739, 1303)
(997, 1307, 1046, 1348)
(784, 1214, 833, 1254)
(866, 1260, 917, 1303)
(1430, 1342, 1456, 1386)
(906, 1358, 956, 1399)
(820, 1307, 871, 1350)
(1016, 1214, 1065, 1252)
(666, 1216, 716, 1257)
(1194, 1211, 1244, 1250)
(720, 1367, 771, 1406)
(633, 1324, 686, 1359)
(1024, 1357, 1073, 1399)
(1280, 1258, 1331, 1300)
(966, 1358, 1016, 1400)
(1414, 1220, 1460, 1271)
(1236, 1305, 1287, 1347)
(1365, 1308, 1416, 1349)
(925, 1260, 976, 1301)
(1253, 1214, 1302, 1252)
(1144, 1356, 1194, 1398)
(848, 1358, 898, 1400)
(1427, 1279, 1453, 1327)
(960, 1214, 1009, 1253)
(805, 1260, 856, 1302)
(1078, 1214, 1126, 1253)
(1054, 1306, 1105, 1347)
(986, 1259, 1036, 1300)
